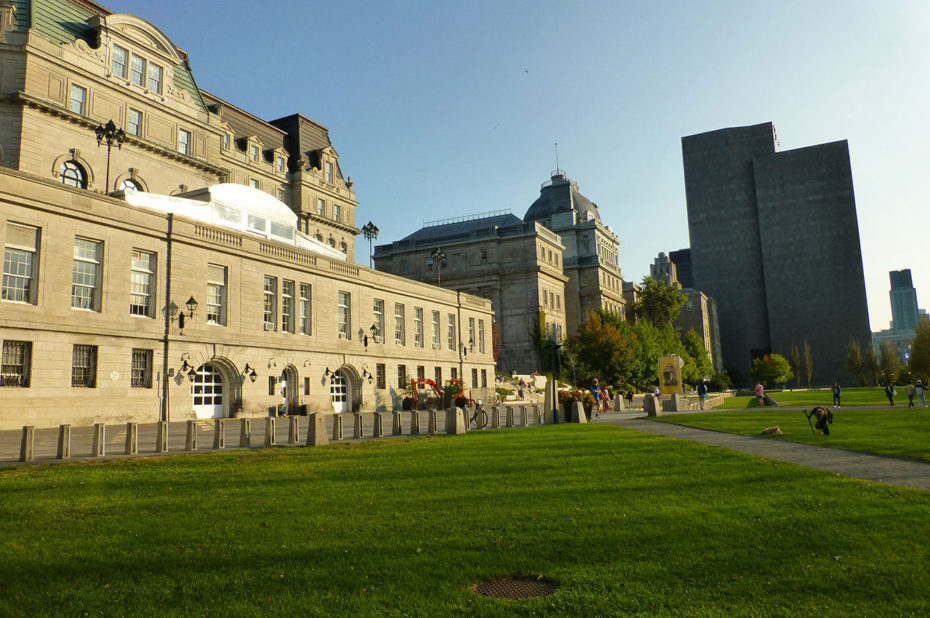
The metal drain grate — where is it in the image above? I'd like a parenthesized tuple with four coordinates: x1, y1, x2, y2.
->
(471, 576, 559, 599)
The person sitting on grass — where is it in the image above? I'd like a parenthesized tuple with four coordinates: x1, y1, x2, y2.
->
(806, 406, 834, 436)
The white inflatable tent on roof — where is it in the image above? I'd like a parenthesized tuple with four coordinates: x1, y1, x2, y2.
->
(121, 183, 346, 260)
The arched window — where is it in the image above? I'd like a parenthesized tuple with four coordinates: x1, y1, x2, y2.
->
(328, 238, 335, 248)
(315, 233, 324, 242)
(60, 161, 87, 188)
(339, 242, 347, 253)
(119, 178, 142, 191)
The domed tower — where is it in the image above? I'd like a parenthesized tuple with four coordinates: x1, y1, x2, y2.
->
(524, 170, 624, 336)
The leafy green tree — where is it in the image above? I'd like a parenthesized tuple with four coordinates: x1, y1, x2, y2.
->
(790, 343, 802, 388)
(681, 329, 714, 385)
(566, 311, 638, 389)
(865, 344, 879, 386)
(879, 340, 900, 384)
(909, 321, 930, 381)
(802, 340, 813, 388)
(846, 337, 866, 386)
(632, 277, 686, 330)
(750, 354, 793, 387)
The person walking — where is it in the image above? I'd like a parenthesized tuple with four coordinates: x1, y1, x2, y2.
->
(590, 379, 601, 419)
(885, 382, 896, 406)
(626, 389, 635, 407)
(754, 382, 765, 407)
(832, 381, 842, 407)
(600, 386, 611, 414)
(917, 380, 927, 407)
(906, 381, 916, 408)
(697, 380, 708, 410)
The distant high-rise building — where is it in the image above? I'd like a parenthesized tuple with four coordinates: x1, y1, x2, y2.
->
(681, 122, 871, 385)
(668, 249, 693, 289)
(889, 269, 919, 332)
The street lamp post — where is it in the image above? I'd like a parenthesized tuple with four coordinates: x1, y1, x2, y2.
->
(361, 221, 379, 268)
(431, 247, 446, 286)
(94, 119, 125, 192)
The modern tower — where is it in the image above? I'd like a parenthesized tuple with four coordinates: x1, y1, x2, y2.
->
(889, 269, 919, 332)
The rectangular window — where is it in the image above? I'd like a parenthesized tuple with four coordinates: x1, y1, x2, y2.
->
(282, 280, 295, 333)
(3, 222, 39, 304)
(478, 320, 486, 354)
(71, 238, 102, 311)
(178, 129, 191, 155)
(250, 145, 259, 162)
(434, 366, 442, 386)
(277, 156, 285, 172)
(394, 303, 405, 345)
(325, 162, 334, 183)
(263, 276, 277, 330)
(68, 85, 86, 115)
(472, 368, 478, 388)
(127, 108, 143, 137)
(373, 299, 384, 342)
(413, 307, 424, 348)
(276, 187, 286, 201)
(397, 365, 407, 389)
(376, 363, 386, 389)
(130, 249, 155, 318)
(268, 376, 276, 396)
(416, 365, 425, 381)
(111, 45, 128, 78)
(481, 369, 487, 388)
(431, 310, 441, 349)
(304, 377, 310, 394)
(249, 178, 259, 189)
(71, 344, 97, 388)
(131, 348, 152, 388)
(206, 264, 227, 326)
(299, 284, 311, 335)
(130, 55, 146, 87)
(1, 340, 31, 387)
(468, 317, 476, 352)
(451, 367, 458, 381)
(222, 134, 230, 150)
(338, 291, 351, 338)
(447, 314, 456, 350)
(333, 205, 341, 222)
(317, 199, 325, 217)
(147, 63, 162, 93)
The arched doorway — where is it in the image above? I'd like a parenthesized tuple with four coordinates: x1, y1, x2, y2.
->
(281, 365, 299, 415)
(330, 371, 348, 412)
(191, 363, 225, 419)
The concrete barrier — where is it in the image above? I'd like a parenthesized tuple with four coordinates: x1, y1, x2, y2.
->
(19, 426, 34, 462)
(265, 417, 277, 446)
(409, 410, 420, 435)
(372, 412, 384, 437)
(239, 418, 251, 447)
(644, 394, 661, 417)
(491, 406, 501, 429)
(92, 423, 106, 457)
(288, 416, 300, 445)
(213, 419, 225, 449)
(57, 424, 71, 459)
(332, 414, 343, 441)
(392, 411, 403, 435)
(156, 421, 168, 453)
(519, 405, 528, 427)
(570, 401, 587, 423)
(614, 394, 625, 411)
(505, 406, 514, 428)
(185, 420, 198, 451)
(446, 407, 466, 435)
(125, 422, 138, 455)
(427, 409, 437, 434)
(353, 413, 363, 439)
(306, 413, 328, 446)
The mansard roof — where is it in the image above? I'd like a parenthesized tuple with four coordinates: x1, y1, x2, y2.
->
(523, 172, 601, 225)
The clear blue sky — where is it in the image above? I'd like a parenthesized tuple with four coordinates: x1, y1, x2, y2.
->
(107, 0, 929, 332)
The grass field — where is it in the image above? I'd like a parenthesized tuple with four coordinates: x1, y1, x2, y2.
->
(655, 408, 930, 463)
(2, 426, 929, 616)
(717, 386, 902, 409)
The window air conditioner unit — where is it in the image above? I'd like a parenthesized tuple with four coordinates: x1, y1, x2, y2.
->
(264, 323, 275, 331)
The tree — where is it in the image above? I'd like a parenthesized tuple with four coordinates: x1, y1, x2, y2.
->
(790, 343, 802, 388)
(879, 340, 900, 384)
(846, 337, 866, 386)
(802, 340, 813, 388)
(865, 344, 879, 386)
(681, 328, 714, 385)
(750, 354, 793, 387)
(565, 311, 638, 388)
(631, 277, 686, 330)
(910, 321, 930, 381)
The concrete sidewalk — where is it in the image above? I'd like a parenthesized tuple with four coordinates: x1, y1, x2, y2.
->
(594, 411, 930, 491)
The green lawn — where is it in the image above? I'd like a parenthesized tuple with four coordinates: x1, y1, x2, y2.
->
(2, 426, 929, 616)
(717, 386, 899, 409)
(655, 408, 930, 462)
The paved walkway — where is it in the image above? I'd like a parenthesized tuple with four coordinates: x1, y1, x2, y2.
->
(594, 410, 930, 491)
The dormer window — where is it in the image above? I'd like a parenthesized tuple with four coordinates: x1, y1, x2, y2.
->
(222, 134, 230, 150)
(276, 156, 285, 173)
(250, 145, 259, 162)
(325, 162, 334, 183)
(111, 45, 128, 79)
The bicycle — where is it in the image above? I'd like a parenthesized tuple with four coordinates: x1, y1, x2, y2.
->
(468, 399, 489, 429)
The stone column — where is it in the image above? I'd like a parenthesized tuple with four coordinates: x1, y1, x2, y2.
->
(491, 406, 501, 429)
(57, 424, 71, 459)
(306, 413, 329, 446)
(288, 416, 300, 445)
(505, 406, 514, 427)
(332, 414, 343, 441)
(520, 405, 528, 427)
(353, 413, 363, 439)
(409, 410, 420, 435)
(372, 412, 384, 438)
(19, 425, 34, 462)
(392, 411, 403, 435)
(264, 417, 277, 446)
(214, 419, 226, 449)
(445, 407, 466, 435)
(125, 422, 138, 455)
(155, 421, 168, 453)
(427, 409, 437, 434)
(92, 423, 106, 457)
(239, 418, 251, 447)
(185, 420, 198, 451)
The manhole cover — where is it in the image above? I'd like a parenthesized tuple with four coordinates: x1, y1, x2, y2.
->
(471, 576, 558, 599)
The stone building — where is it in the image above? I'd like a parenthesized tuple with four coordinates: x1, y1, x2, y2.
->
(0, 0, 495, 429)
(682, 122, 871, 385)
(373, 171, 625, 373)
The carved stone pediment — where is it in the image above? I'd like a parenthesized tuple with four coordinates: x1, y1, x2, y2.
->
(62, 38, 107, 64)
